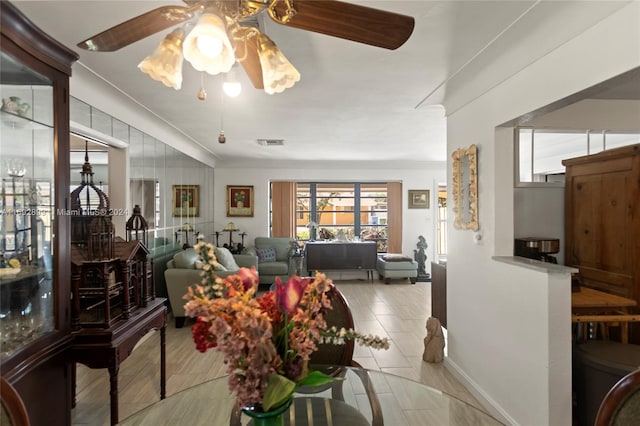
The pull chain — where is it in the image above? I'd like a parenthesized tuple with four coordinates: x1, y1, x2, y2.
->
(197, 72, 206, 100)
(218, 78, 226, 143)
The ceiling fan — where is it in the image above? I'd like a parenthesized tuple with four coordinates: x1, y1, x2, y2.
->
(77, 0, 415, 94)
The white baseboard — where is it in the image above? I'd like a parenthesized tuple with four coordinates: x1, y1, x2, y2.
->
(443, 357, 517, 426)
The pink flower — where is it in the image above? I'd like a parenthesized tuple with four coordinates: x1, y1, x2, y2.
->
(275, 275, 310, 314)
(237, 266, 259, 291)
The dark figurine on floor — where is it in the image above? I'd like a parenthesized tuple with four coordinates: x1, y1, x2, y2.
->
(414, 235, 431, 282)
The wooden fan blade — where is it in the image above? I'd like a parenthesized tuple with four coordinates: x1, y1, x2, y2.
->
(77, 6, 194, 52)
(271, 0, 414, 50)
(234, 34, 264, 89)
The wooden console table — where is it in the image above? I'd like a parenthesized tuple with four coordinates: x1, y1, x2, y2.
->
(572, 287, 637, 313)
(572, 287, 638, 343)
(71, 298, 167, 425)
(305, 241, 377, 281)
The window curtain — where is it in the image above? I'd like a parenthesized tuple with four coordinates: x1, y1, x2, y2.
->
(271, 181, 296, 237)
(387, 182, 402, 253)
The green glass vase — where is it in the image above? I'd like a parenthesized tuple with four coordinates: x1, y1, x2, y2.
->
(241, 398, 293, 426)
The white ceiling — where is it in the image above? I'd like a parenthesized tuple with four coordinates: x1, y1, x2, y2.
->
(10, 1, 635, 166)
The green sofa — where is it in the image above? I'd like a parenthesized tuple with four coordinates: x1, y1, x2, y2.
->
(245, 237, 297, 285)
(164, 247, 258, 328)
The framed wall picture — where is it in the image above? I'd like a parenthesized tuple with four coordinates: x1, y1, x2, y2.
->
(227, 185, 254, 217)
(408, 189, 430, 209)
(172, 185, 200, 217)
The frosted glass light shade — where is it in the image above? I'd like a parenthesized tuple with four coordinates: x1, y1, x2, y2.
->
(183, 13, 235, 75)
(257, 34, 300, 94)
(138, 28, 186, 90)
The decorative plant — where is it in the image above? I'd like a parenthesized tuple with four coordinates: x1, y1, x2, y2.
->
(183, 241, 389, 411)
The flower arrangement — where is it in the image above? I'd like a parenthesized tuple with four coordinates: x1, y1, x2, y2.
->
(183, 241, 389, 412)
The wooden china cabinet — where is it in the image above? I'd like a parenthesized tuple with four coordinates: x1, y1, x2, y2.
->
(563, 144, 640, 340)
(0, 2, 78, 425)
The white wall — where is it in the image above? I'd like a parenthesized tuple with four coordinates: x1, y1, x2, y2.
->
(444, 2, 640, 425)
(213, 162, 446, 270)
(526, 99, 640, 131)
(514, 186, 565, 265)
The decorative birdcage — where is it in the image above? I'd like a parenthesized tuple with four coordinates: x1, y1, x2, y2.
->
(69, 143, 153, 328)
(69, 143, 114, 261)
(126, 204, 148, 247)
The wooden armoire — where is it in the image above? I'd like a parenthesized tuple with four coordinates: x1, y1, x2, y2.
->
(563, 144, 640, 320)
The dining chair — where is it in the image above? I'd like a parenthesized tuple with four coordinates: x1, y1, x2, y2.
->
(299, 284, 383, 426)
(1, 377, 30, 426)
(594, 368, 640, 426)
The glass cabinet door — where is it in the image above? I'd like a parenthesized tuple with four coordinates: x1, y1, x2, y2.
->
(0, 51, 56, 359)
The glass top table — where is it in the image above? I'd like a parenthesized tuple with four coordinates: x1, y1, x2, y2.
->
(119, 367, 503, 425)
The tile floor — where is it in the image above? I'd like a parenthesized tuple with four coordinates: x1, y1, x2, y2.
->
(71, 274, 499, 425)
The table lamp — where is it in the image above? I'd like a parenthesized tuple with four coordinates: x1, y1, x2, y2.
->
(223, 222, 239, 232)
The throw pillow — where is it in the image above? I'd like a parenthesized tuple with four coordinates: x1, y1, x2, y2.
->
(256, 247, 277, 263)
(173, 249, 198, 269)
(214, 247, 240, 272)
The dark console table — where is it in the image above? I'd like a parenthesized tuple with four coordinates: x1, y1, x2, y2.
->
(71, 298, 167, 425)
(305, 241, 377, 281)
(431, 262, 447, 328)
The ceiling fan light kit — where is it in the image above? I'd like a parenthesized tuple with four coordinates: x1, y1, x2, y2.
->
(138, 27, 186, 90)
(78, 0, 415, 96)
(182, 12, 235, 75)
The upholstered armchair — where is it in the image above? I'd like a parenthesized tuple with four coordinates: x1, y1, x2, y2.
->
(244, 237, 297, 285)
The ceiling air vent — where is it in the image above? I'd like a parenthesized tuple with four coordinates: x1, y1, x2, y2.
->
(257, 139, 284, 146)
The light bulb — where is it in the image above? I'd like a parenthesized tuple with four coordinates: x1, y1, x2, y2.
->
(223, 81, 242, 97)
(196, 35, 223, 58)
(218, 131, 226, 144)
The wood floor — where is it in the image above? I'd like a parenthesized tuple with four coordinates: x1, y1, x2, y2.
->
(71, 276, 492, 425)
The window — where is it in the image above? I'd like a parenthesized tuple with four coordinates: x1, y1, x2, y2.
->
(295, 182, 389, 252)
(515, 127, 640, 186)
